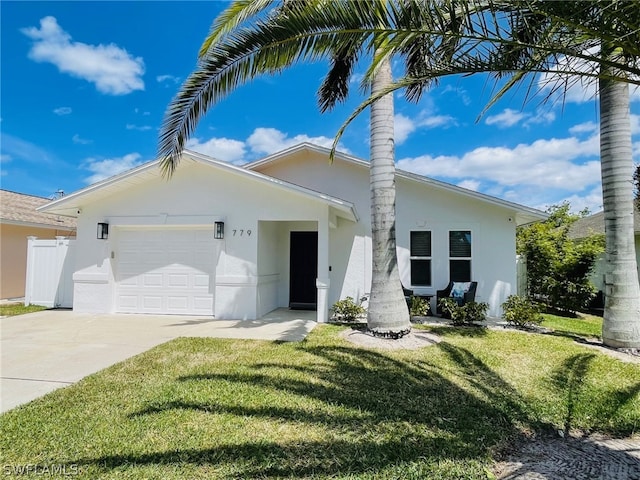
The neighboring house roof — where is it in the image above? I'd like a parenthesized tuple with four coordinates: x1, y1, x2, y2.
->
(37, 150, 359, 222)
(0, 189, 76, 230)
(569, 205, 640, 239)
(246, 143, 548, 226)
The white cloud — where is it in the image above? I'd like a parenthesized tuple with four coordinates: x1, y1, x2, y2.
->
(485, 108, 555, 129)
(394, 114, 416, 145)
(0, 133, 53, 163)
(349, 72, 365, 85)
(247, 127, 343, 155)
(397, 134, 601, 191)
(485, 108, 527, 128)
(126, 124, 152, 132)
(441, 85, 471, 106)
(421, 115, 456, 128)
(22, 16, 144, 95)
(53, 106, 72, 115)
(524, 109, 556, 126)
(457, 179, 481, 191)
(156, 74, 180, 84)
(393, 112, 456, 144)
(1, 154, 12, 163)
(185, 137, 247, 164)
(538, 48, 640, 104)
(569, 121, 599, 135)
(184, 127, 350, 164)
(631, 114, 640, 135)
(560, 186, 604, 214)
(72, 134, 92, 145)
(83, 153, 143, 184)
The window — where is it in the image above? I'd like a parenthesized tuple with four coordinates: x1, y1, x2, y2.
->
(449, 230, 471, 282)
(410, 231, 431, 286)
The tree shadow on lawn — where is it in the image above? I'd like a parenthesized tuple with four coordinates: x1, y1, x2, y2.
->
(550, 353, 640, 435)
(68, 343, 562, 477)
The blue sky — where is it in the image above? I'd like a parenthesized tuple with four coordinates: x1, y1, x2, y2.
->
(2, 1, 638, 213)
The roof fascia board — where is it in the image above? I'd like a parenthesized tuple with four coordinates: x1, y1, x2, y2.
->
(0, 219, 76, 230)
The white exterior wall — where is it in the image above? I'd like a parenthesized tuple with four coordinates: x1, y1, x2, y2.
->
(255, 149, 518, 316)
(71, 161, 331, 319)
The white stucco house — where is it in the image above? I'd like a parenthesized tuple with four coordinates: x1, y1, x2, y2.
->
(39, 143, 546, 322)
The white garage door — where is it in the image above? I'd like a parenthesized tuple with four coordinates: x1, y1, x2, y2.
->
(116, 228, 216, 315)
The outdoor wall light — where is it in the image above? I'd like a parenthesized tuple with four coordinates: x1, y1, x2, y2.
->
(214, 221, 224, 239)
(97, 222, 109, 240)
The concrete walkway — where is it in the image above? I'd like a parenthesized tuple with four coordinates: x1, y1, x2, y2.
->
(0, 309, 316, 413)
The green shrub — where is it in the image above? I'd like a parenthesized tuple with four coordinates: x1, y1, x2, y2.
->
(331, 297, 366, 322)
(409, 296, 430, 317)
(438, 298, 459, 321)
(517, 202, 603, 313)
(502, 295, 544, 327)
(438, 298, 488, 325)
(463, 301, 489, 323)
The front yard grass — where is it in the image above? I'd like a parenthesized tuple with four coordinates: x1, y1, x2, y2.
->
(1, 324, 638, 479)
(541, 312, 603, 339)
(0, 303, 47, 317)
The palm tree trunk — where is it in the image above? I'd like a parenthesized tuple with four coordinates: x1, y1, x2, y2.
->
(599, 74, 640, 348)
(367, 55, 411, 336)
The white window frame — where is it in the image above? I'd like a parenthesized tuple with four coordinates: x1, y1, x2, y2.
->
(448, 230, 472, 282)
(410, 230, 432, 287)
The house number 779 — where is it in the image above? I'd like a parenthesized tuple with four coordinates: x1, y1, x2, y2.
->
(232, 229, 252, 237)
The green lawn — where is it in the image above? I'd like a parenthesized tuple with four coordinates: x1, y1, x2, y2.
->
(0, 303, 47, 317)
(1, 324, 638, 479)
(540, 312, 603, 339)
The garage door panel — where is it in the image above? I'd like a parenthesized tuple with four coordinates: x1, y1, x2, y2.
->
(168, 274, 189, 288)
(116, 228, 216, 315)
(142, 296, 163, 310)
(142, 273, 163, 287)
(167, 296, 189, 310)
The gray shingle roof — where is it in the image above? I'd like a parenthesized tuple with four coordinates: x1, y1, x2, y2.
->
(569, 205, 640, 239)
(0, 190, 76, 230)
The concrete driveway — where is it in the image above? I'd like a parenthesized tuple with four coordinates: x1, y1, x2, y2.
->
(0, 309, 316, 414)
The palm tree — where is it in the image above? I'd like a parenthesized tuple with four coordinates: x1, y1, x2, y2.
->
(599, 66, 640, 348)
(159, 0, 640, 345)
(333, 0, 640, 347)
(159, 0, 412, 336)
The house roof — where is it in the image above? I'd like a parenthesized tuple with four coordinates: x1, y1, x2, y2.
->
(0, 189, 76, 230)
(246, 143, 548, 226)
(568, 205, 640, 239)
(37, 150, 359, 222)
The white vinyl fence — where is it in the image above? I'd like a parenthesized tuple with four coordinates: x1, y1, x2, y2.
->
(25, 236, 76, 308)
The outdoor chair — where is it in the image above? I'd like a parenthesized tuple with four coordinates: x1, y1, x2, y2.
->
(436, 281, 478, 314)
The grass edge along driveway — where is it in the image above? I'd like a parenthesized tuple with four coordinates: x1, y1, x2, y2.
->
(1, 323, 638, 479)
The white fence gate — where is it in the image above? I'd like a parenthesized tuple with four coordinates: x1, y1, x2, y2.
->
(25, 236, 76, 308)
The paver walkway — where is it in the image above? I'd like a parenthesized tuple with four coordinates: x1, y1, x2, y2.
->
(494, 434, 640, 479)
